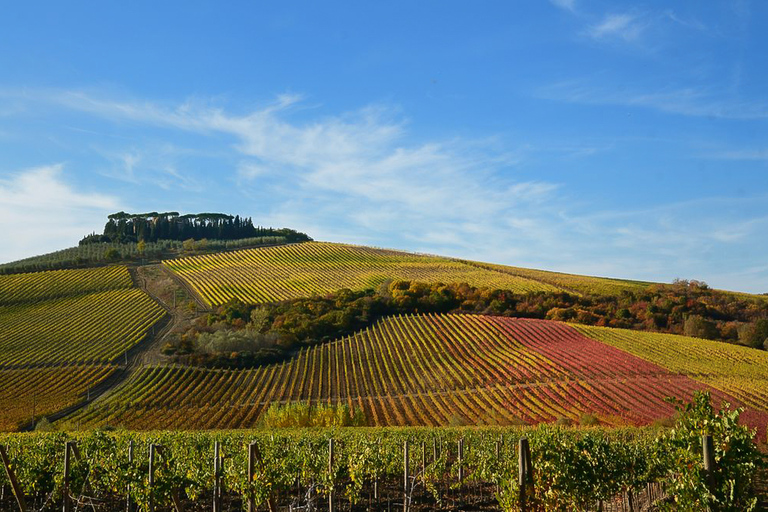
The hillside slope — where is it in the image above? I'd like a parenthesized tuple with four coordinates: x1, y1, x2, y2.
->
(163, 242, 565, 306)
(0, 266, 166, 430)
(61, 315, 768, 437)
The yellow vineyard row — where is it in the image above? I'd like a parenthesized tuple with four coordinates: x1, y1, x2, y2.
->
(164, 242, 563, 306)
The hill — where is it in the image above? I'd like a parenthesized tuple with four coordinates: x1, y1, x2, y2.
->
(163, 241, 564, 306)
(62, 314, 768, 437)
(2, 238, 767, 438)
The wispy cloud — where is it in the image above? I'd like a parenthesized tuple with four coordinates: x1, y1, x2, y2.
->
(550, 0, 576, 13)
(538, 80, 768, 120)
(2, 89, 768, 292)
(0, 164, 120, 263)
(706, 149, 768, 161)
(663, 10, 707, 32)
(587, 13, 647, 42)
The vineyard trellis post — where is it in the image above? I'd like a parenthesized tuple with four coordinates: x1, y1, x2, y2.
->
(247, 442, 256, 512)
(213, 441, 221, 512)
(328, 438, 334, 512)
(518, 438, 533, 511)
(702, 434, 715, 510)
(127, 440, 134, 512)
(148, 444, 158, 512)
(403, 440, 409, 512)
(62, 441, 73, 512)
(0, 445, 26, 512)
(457, 438, 464, 483)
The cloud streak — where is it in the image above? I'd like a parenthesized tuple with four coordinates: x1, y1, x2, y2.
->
(587, 13, 647, 42)
(549, 0, 576, 13)
(538, 81, 768, 120)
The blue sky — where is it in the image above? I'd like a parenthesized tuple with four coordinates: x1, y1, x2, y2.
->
(0, 1, 767, 293)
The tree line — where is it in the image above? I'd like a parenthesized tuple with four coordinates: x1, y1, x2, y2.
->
(80, 211, 311, 245)
(162, 279, 768, 368)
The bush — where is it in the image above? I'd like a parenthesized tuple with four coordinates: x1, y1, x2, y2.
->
(658, 391, 764, 511)
(259, 402, 366, 427)
(34, 417, 54, 431)
(684, 315, 719, 340)
(104, 248, 120, 260)
(738, 318, 768, 349)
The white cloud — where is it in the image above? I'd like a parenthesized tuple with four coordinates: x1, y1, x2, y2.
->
(587, 13, 647, 41)
(0, 165, 120, 263)
(550, 0, 576, 12)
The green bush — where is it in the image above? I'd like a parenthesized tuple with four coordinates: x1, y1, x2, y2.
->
(657, 391, 764, 511)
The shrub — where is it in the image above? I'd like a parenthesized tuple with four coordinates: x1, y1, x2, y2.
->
(684, 314, 719, 340)
(658, 391, 764, 511)
(259, 402, 366, 427)
(738, 318, 768, 349)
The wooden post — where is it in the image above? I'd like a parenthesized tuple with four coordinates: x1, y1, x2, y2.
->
(328, 439, 334, 512)
(0, 445, 26, 512)
(148, 444, 157, 512)
(63, 441, 74, 512)
(126, 441, 134, 512)
(702, 434, 715, 485)
(457, 439, 464, 483)
(403, 440, 409, 512)
(518, 438, 532, 511)
(247, 442, 256, 512)
(213, 441, 221, 512)
(702, 434, 715, 510)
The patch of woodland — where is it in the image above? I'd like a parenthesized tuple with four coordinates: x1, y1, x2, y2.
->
(162, 279, 768, 368)
(81, 211, 311, 245)
(1, 211, 311, 274)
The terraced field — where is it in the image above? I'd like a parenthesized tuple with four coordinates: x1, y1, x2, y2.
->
(63, 315, 767, 435)
(164, 242, 563, 306)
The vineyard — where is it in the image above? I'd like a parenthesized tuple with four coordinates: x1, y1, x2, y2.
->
(0, 265, 167, 432)
(1, 401, 761, 512)
(0, 266, 131, 304)
(458, 260, 654, 296)
(0, 288, 165, 367)
(0, 236, 291, 275)
(61, 315, 768, 436)
(163, 242, 563, 306)
(574, 324, 768, 436)
(0, 366, 115, 431)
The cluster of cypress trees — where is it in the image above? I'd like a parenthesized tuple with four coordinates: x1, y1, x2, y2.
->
(80, 211, 310, 245)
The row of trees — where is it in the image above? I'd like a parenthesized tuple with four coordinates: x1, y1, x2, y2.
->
(80, 211, 311, 244)
(163, 279, 768, 368)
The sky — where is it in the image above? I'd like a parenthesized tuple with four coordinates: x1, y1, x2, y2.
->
(0, 1, 767, 293)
